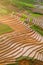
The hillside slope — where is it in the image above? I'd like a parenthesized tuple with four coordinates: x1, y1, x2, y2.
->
(0, 0, 43, 15)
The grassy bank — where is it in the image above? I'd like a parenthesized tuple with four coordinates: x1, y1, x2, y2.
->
(30, 24, 43, 36)
(7, 56, 43, 65)
(0, 23, 13, 35)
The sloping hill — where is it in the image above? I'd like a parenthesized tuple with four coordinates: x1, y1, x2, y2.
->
(0, 0, 43, 15)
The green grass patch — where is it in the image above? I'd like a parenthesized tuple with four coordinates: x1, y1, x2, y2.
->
(0, 23, 13, 35)
(11, 0, 35, 9)
(17, 2, 35, 8)
(31, 13, 41, 17)
(20, 14, 27, 21)
(30, 24, 43, 36)
(16, 56, 34, 61)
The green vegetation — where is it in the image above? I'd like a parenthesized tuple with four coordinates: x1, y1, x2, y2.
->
(7, 56, 35, 65)
(0, 0, 43, 16)
(0, 23, 13, 35)
(31, 13, 41, 17)
(7, 63, 18, 65)
(16, 56, 34, 61)
(7, 56, 43, 65)
(30, 24, 43, 36)
(11, 0, 35, 10)
(16, 1, 35, 8)
(11, 0, 37, 5)
(20, 14, 27, 21)
(0, 8, 9, 15)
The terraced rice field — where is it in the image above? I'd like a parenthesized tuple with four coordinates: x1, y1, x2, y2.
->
(32, 16, 43, 29)
(0, 14, 43, 65)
